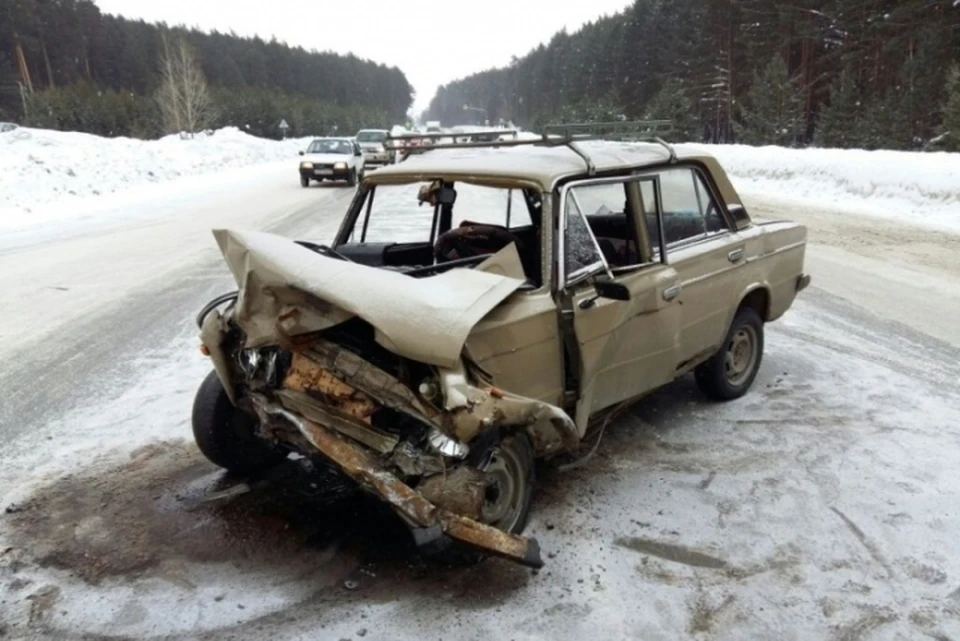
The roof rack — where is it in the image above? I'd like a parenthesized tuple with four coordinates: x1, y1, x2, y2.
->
(384, 120, 676, 175)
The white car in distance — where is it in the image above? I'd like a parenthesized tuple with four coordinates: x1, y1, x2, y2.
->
(355, 129, 392, 166)
(298, 137, 365, 187)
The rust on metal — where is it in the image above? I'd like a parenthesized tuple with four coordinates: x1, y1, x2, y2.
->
(417, 466, 486, 522)
(275, 389, 398, 454)
(263, 403, 542, 568)
(283, 351, 377, 421)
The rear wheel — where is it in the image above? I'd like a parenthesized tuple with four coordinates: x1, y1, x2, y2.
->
(695, 306, 764, 400)
(191, 370, 287, 474)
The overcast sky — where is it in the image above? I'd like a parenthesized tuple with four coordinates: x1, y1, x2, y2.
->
(94, 0, 632, 114)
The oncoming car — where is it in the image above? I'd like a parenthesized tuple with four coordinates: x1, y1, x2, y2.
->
(355, 129, 391, 166)
(298, 137, 365, 187)
(193, 122, 810, 568)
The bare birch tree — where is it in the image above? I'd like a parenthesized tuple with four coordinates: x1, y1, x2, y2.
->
(156, 34, 215, 137)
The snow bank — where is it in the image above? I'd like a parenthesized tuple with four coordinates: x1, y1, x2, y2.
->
(4, 125, 959, 237)
(0, 127, 311, 232)
(682, 143, 960, 234)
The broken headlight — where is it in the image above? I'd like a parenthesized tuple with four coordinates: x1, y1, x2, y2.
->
(237, 346, 289, 389)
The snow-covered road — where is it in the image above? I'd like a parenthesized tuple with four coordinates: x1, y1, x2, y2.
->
(1, 165, 959, 641)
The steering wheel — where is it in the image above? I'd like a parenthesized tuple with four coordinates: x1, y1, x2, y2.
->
(402, 253, 493, 277)
(294, 240, 354, 262)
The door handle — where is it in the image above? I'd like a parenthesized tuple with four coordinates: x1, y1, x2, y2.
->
(728, 249, 744, 263)
(663, 285, 681, 301)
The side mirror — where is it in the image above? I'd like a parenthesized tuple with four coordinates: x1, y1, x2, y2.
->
(595, 280, 631, 301)
(299, 150, 305, 156)
(579, 279, 631, 309)
(728, 203, 750, 227)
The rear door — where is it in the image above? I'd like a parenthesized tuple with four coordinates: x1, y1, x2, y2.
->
(641, 166, 746, 368)
(556, 175, 682, 434)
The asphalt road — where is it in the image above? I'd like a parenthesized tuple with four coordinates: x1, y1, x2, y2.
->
(1, 175, 959, 641)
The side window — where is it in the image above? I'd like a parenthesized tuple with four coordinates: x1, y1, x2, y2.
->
(564, 181, 646, 271)
(658, 167, 728, 245)
(563, 192, 605, 284)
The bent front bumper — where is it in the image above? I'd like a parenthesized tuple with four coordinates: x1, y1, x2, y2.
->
(256, 400, 543, 568)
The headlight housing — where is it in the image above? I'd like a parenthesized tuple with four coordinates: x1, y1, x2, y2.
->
(334, 162, 347, 169)
(300, 161, 313, 169)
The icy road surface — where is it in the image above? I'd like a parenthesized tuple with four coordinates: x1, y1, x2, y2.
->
(1, 170, 959, 641)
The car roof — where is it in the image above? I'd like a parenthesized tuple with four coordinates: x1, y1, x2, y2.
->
(368, 141, 738, 201)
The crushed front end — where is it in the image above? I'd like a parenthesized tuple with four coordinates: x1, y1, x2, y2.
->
(192, 229, 585, 568)
(199, 306, 557, 567)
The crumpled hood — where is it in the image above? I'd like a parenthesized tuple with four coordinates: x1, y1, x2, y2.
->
(212, 229, 525, 368)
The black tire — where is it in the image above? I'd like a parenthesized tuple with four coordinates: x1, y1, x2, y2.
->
(300, 175, 309, 187)
(431, 431, 535, 565)
(191, 370, 287, 474)
(346, 168, 357, 187)
(695, 306, 764, 401)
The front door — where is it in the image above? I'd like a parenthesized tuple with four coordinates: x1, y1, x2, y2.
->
(557, 176, 682, 435)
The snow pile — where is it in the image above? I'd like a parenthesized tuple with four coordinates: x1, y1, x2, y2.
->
(682, 143, 960, 234)
(0, 127, 311, 231)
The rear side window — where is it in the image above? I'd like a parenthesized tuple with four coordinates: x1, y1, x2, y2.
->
(657, 167, 728, 245)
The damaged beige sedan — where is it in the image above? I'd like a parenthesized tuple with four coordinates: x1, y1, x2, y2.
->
(192, 124, 810, 568)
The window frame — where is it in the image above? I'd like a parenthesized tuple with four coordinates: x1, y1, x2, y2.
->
(645, 164, 736, 253)
(557, 173, 667, 290)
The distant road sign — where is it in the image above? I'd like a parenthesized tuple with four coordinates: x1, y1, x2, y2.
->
(278, 119, 289, 130)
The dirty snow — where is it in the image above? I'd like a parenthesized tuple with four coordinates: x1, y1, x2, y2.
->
(0, 126, 312, 233)
(2, 293, 960, 640)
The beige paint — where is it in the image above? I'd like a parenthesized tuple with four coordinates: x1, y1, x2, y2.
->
(212, 228, 524, 369)
(570, 264, 683, 433)
(207, 141, 806, 459)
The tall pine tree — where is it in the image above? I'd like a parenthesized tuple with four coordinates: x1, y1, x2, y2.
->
(735, 54, 805, 147)
(814, 69, 861, 148)
(941, 64, 960, 151)
(642, 79, 700, 143)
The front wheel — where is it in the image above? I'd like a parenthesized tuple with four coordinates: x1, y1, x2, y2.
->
(346, 168, 357, 187)
(432, 432, 534, 565)
(191, 370, 287, 474)
(300, 175, 309, 188)
(695, 306, 764, 400)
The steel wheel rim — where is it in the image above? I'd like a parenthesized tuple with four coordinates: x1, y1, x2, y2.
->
(480, 444, 526, 531)
(724, 325, 758, 387)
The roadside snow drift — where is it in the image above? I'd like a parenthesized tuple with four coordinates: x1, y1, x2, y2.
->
(3, 124, 959, 236)
(0, 127, 310, 232)
(683, 143, 960, 234)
